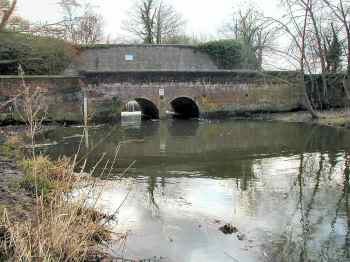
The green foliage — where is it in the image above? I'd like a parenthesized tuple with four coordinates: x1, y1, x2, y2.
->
(18, 157, 56, 198)
(19, 157, 54, 177)
(0, 32, 77, 75)
(196, 39, 258, 70)
(19, 174, 54, 198)
(80, 43, 119, 49)
(162, 35, 200, 45)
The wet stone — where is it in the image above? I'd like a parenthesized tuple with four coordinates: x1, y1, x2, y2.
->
(237, 233, 246, 241)
(219, 224, 238, 234)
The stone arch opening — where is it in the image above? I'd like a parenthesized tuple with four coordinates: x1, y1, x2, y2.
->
(134, 98, 159, 120)
(170, 97, 200, 119)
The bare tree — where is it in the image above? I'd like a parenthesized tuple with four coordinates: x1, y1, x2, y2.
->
(58, 0, 81, 42)
(16, 65, 48, 158)
(74, 6, 104, 45)
(265, 0, 319, 118)
(123, 0, 185, 44)
(300, 0, 319, 118)
(299, 0, 329, 99)
(58, 1, 104, 45)
(32, 0, 104, 44)
(154, 1, 186, 44)
(220, 5, 277, 70)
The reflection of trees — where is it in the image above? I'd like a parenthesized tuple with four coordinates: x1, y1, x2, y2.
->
(344, 154, 350, 260)
(320, 153, 350, 261)
(297, 153, 324, 261)
(298, 154, 308, 261)
(147, 176, 160, 215)
(146, 176, 168, 212)
(266, 151, 350, 262)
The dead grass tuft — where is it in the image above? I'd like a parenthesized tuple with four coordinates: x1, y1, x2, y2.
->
(1, 188, 113, 261)
(0, 155, 116, 261)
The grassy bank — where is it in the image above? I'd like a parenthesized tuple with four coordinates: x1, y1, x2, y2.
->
(0, 134, 115, 261)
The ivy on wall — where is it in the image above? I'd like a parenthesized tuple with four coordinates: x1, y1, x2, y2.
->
(196, 39, 258, 70)
(0, 33, 78, 75)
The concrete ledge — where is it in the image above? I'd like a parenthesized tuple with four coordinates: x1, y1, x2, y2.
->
(80, 70, 301, 85)
(80, 44, 197, 49)
(0, 75, 80, 79)
(81, 69, 259, 73)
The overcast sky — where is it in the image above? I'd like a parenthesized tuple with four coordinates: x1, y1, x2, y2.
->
(17, 0, 282, 40)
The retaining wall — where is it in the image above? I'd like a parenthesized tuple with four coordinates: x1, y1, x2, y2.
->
(0, 76, 82, 123)
(65, 45, 218, 74)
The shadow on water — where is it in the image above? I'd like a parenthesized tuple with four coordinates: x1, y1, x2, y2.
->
(37, 120, 350, 262)
(165, 119, 199, 137)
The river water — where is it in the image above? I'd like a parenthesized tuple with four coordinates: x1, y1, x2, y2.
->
(39, 119, 350, 262)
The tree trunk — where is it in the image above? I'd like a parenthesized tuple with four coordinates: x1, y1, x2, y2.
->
(301, 0, 319, 119)
(306, 1, 328, 104)
(302, 74, 319, 119)
(0, 0, 17, 32)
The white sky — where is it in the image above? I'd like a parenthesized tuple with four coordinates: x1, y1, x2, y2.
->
(17, 0, 282, 40)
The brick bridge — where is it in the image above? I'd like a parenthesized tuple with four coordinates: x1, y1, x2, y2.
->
(0, 44, 309, 123)
(81, 70, 304, 121)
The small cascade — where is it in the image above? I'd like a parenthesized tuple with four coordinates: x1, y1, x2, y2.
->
(126, 100, 139, 112)
(121, 100, 142, 125)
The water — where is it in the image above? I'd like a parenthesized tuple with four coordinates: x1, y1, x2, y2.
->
(38, 120, 350, 262)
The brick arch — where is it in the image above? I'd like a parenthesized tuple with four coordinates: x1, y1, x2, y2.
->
(169, 96, 200, 119)
(131, 97, 159, 119)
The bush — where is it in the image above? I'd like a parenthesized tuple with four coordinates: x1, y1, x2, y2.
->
(0, 32, 78, 75)
(196, 39, 258, 70)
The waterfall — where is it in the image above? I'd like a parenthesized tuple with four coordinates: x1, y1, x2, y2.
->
(126, 100, 139, 112)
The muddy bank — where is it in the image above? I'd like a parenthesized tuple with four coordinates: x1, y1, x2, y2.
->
(0, 126, 36, 219)
(0, 154, 33, 220)
(236, 110, 350, 129)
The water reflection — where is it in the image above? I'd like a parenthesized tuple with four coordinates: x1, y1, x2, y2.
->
(261, 153, 350, 262)
(38, 120, 350, 261)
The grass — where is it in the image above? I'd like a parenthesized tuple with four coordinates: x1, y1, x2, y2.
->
(0, 135, 25, 160)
